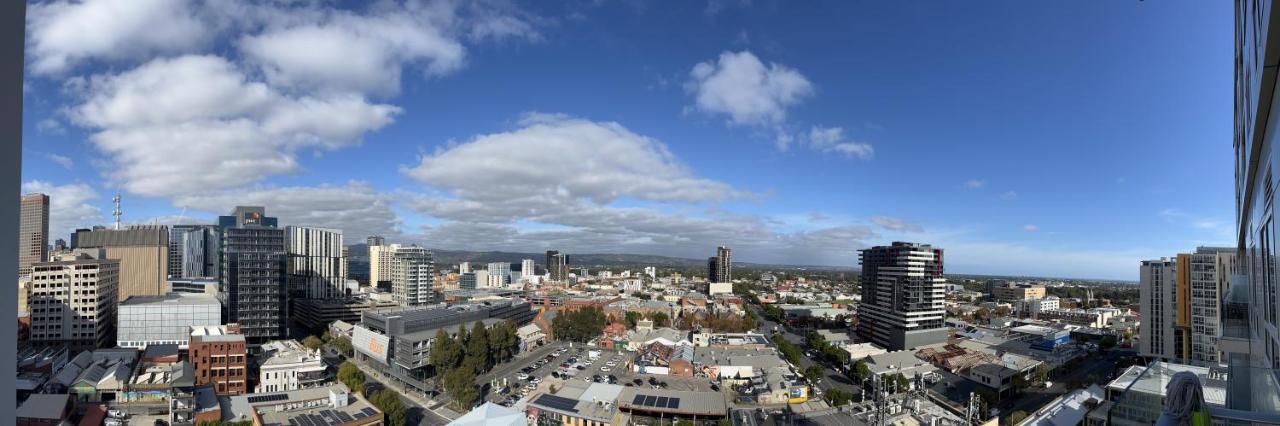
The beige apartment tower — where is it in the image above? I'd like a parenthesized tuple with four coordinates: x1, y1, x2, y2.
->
(19, 193, 50, 275)
(28, 252, 120, 351)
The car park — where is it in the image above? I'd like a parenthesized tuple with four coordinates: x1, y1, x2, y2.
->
(601, 367, 611, 372)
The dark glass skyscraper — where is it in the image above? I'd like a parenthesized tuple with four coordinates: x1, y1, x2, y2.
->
(218, 206, 286, 344)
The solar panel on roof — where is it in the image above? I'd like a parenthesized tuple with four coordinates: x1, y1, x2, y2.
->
(247, 393, 289, 403)
(632, 395, 645, 405)
(362, 407, 377, 416)
(667, 397, 680, 408)
(643, 395, 657, 406)
(535, 394, 580, 413)
(296, 415, 314, 426)
(656, 397, 668, 408)
(352, 412, 366, 419)
(336, 412, 354, 422)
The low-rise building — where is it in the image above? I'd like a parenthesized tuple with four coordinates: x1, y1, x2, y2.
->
(292, 297, 400, 331)
(224, 384, 383, 425)
(189, 325, 248, 395)
(117, 293, 220, 349)
(256, 340, 328, 393)
(526, 381, 630, 426)
(1017, 384, 1103, 426)
(16, 393, 74, 426)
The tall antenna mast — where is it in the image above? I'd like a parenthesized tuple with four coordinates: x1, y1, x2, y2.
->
(112, 194, 122, 230)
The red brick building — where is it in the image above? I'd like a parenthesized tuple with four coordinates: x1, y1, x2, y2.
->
(188, 325, 248, 395)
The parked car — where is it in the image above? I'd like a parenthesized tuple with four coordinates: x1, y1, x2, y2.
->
(107, 409, 127, 419)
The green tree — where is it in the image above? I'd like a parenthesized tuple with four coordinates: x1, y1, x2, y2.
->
(649, 311, 670, 327)
(302, 335, 323, 350)
(823, 389, 852, 407)
(369, 390, 407, 426)
(851, 360, 872, 382)
(1100, 336, 1118, 351)
(624, 311, 643, 328)
(804, 365, 825, 382)
(331, 336, 353, 357)
(465, 321, 491, 373)
(552, 306, 607, 343)
(974, 387, 998, 406)
(337, 362, 365, 395)
(443, 367, 478, 411)
(1008, 410, 1029, 425)
(488, 321, 517, 363)
(429, 329, 461, 375)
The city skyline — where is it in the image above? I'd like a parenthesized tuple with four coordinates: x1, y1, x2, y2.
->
(18, 1, 1232, 280)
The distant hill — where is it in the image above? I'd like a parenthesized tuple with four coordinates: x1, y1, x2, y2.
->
(344, 245, 857, 272)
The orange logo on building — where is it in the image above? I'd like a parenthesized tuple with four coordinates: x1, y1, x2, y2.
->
(368, 337, 384, 355)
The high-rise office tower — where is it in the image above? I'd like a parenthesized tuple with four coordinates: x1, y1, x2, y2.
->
(1232, 3, 1280, 412)
(1140, 258, 1179, 362)
(521, 259, 535, 280)
(286, 226, 347, 300)
(74, 226, 169, 301)
(488, 262, 511, 286)
(856, 242, 947, 351)
(368, 243, 394, 289)
(19, 193, 50, 275)
(53, 238, 66, 251)
(714, 246, 732, 282)
(460, 272, 477, 290)
(367, 235, 385, 247)
(546, 250, 568, 281)
(28, 252, 119, 351)
(169, 224, 216, 278)
(179, 226, 219, 278)
(218, 206, 286, 344)
(389, 245, 435, 306)
(707, 257, 718, 282)
(459, 262, 471, 274)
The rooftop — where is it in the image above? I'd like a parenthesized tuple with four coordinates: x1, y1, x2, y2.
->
(226, 384, 382, 425)
(1106, 362, 1228, 407)
(1019, 384, 1104, 426)
(16, 394, 70, 420)
(121, 292, 220, 307)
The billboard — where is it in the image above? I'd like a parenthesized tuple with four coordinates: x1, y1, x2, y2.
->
(353, 325, 391, 364)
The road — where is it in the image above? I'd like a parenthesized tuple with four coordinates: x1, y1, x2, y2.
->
(1001, 349, 1125, 415)
(321, 343, 452, 426)
(749, 304, 862, 398)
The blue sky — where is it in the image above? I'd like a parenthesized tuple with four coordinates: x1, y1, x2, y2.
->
(20, 0, 1232, 280)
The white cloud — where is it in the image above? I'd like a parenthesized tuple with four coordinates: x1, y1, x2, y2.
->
(1001, 191, 1018, 200)
(400, 113, 877, 266)
(404, 113, 740, 204)
(173, 182, 401, 240)
(37, 118, 66, 135)
(686, 50, 814, 128)
(807, 126, 873, 159)
(70, 55, 399, 197)
(21, 180, 103, 239)
(871, 216, 923, 233)
(965, 179, 985, 189)
(44, 153, 73, 170)
(26, 0, 211, 74)
(239, 9, 465, 97)
(1023, 224, 1038, 232)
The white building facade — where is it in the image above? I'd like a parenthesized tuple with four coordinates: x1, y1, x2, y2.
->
(286, 226, 347, 300)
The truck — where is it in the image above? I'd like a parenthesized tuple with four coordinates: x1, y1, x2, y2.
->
(588, 350, 602, 360)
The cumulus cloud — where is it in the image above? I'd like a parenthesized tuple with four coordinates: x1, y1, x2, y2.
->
(965, 179, 985, 189)
(871, 216, 924, 233)
(1001, 191, 1018, 200)
(70, 55, 399, 197)
(1023, 224, 1038, 232)
(21, 180, 103, 239)
(686, 50, 813, 128)
(401, 113, 875, 266)
(239, 7, 465, 97)
(807, 126, 873, 159)
(173, 182, 401, 240)
(26, 0, 211, 74)
(404, 113, 740, 205)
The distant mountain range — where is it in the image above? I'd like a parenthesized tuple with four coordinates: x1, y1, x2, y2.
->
(345, 244, 857, 271)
